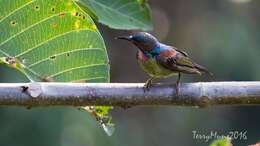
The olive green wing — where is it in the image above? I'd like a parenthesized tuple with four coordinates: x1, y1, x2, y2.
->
(156, 52, 201, 74)
(172, 46, 189, 57)
(156, 45, 213, 75)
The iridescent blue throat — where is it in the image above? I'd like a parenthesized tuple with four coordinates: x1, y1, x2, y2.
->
(143, 47, 161, 58)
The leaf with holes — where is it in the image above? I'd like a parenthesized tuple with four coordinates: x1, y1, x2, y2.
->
(78, 0, 153, 30)
(0, 0, 112, 135)
(0, 0, 109, 82)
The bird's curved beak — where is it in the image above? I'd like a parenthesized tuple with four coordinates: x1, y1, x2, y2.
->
(115, 35, 132, 41)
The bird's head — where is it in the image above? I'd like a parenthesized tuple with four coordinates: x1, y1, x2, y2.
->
(116, 32, 159, 52)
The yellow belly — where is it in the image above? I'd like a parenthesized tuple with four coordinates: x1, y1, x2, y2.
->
(138, 58, 178, 78)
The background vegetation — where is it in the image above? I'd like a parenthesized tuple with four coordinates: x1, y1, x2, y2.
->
(0, 0, 260, 146)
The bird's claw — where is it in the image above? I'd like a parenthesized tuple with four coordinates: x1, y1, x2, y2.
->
(175, 73, 181, 96)
(143, 80, 152, 92)
(175, 86, 179, 96)
(175, 82, 180, 96)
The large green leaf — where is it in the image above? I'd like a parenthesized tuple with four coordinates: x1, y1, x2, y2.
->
(0, 0, 109, 82)
(78, 0, 153, 30)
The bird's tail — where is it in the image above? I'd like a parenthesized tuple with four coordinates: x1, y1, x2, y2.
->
(194, 63, 213, 76)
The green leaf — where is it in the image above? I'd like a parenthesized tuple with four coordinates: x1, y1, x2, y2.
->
(0, 57, 27, 77)
(74, 0, 99, 21)
(96, 106, 115, 136)
(210, 137, 232, 146)
(0, 0, 112, 135)
(95, 106, 113, 117)
(0, 0, 109, 82)
(79, 0, 153, 30)
(102, 122, 115, 136)
(81, 106, 115, 136)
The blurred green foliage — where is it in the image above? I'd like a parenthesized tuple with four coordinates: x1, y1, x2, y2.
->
(79, 0, 153, 30)
(210, 138, 232, 146)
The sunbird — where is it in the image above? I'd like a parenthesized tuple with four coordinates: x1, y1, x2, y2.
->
(117, 32, 212, 94)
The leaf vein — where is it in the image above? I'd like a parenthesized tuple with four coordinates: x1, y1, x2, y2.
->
(28, 48, 104, 67)
(115, 2, 136, 10)
(0, 11, 71, 48)
(49, 64, 107, 78)
(89, 0, 147, 27)
(15, 29, 98, 57)
(0, 0, 35, 23)
(70, 76, 107, 82)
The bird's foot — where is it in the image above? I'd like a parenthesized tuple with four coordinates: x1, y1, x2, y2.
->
(175, 86, 179, 96)
(175, 73, 181, 96)
(175, 82, 180, 96)
(143, 79, 153, 92)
